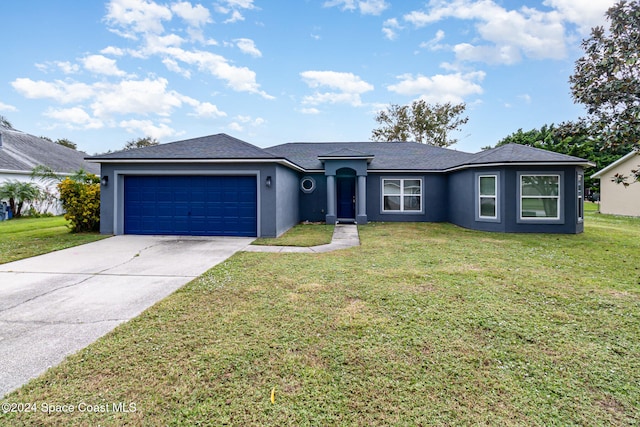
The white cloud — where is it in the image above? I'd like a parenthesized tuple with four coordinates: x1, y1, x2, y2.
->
(228, 115, 264, 131)
(162, 58, 191, 78)
(301, 108, 320, 115)
(324, 0, 388, 15)
(11, 78, 94, 104)
(119, 118, 177, 139)
(100, 46, 125, 56)
(235, 38, 262, 57)
(228, 121, 244, 131)
(387, 71, 485, 103)
(453, 43, 521, 65)
(215, 0, 256, 23)
(82, 55, 127, 76)
(90, 78, 184, 118)
(0, 101, 17, 112)
(44, 107, 104, 129)
(141, 33, 186, 55)
(300, 71, 374, 107)
(420, 30, 446, 51)
(544, 0, 616, 34)
(382, 18, 402, 40)
(55, 61, 80, 74)
(403, 0, 568, 64)
(359, 0, 389, 15)
(164, 47, 272, 98)
(171, 1, 212, 27)
(301, 71, 373, 94)
(190, 101, 227, 118)
(105, 0, 172, 37)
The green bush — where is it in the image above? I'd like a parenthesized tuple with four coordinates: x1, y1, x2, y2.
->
(57, 176, 100, 232)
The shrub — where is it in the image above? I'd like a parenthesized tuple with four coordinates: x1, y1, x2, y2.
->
(58, 176, 100, 232)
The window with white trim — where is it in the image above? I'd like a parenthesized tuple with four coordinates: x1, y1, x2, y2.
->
(577, 172, 584, 222)
(520, 174, 560, 219)
(382, 178, 422, 212)
(478, 175, 497, 219)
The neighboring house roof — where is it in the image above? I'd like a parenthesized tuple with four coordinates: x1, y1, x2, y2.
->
(87, 133, 593, 172)
(0, 126, 98, 175)
(591, 150, 638, 178)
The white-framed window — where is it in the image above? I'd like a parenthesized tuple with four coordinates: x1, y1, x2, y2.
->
(382, 178, 422, 212)
(520, 174, 561, 220)
(577, 172, 584, 222)
(478, 175, 498, 219)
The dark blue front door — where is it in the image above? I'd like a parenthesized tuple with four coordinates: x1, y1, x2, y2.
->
(337, 176, 356, 219)
(124, 175, 257, 236)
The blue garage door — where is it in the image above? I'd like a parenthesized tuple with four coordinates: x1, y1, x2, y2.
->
(124, 176, 257, 236)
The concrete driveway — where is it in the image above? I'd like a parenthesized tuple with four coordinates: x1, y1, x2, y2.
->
(0, 235, 253, 398)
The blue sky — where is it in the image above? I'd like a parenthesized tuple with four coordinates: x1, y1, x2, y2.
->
(0, 0, 616, 154)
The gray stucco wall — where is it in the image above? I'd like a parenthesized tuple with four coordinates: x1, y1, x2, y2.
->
(274, 165, 300, 237)
(448, 166, 585, 234)
(366, 173, 448, 222)
(97, 162, 281, 237)
(299, 173, 327, 223)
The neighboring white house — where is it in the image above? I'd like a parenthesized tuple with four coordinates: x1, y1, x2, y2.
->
(0, 125, 99, 216)
(591, 151, 640, 217)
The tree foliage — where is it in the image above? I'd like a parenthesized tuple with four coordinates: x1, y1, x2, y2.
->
(55, 138, 77, 150)
(124, 136, 160, 150)
(58, 174, 100, 232)
(371, 100, 468, 147)
(497, 122, 632, 190)
(0, 115, 13, 129)
(569, 0, 640, 149)
(0, 180, 41, 217)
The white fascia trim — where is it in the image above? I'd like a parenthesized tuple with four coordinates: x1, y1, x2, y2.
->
(88, 158, 306, 172)
(591, 151, 637, 178)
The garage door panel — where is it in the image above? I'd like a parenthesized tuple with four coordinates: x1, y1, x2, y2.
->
(124, 175, 257, 236)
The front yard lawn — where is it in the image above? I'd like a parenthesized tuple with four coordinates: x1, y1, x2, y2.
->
(0, 216, 107, 264)
(2, 211, 639, 426)
(252, 223, 334, 247)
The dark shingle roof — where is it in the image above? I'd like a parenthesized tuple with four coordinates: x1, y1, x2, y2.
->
(464, 143, 588, 166)
(0, 127, 98, 174)
(87, 133, 592, 172)
(266, 142, 475, 170)
(88, 133, 279, 160)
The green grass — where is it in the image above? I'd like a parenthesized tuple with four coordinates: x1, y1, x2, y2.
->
(252, 223, 334, 246)
(2, 212, 639, 426)
(0, 216, 107, 264)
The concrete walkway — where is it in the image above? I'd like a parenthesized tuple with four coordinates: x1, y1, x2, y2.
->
(243, 224, 360, 253)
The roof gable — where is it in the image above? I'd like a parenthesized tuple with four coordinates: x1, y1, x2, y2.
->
(591, 150, 638, 178)
(465, 144, 590, 166)
(88, 133, 278, 160)
(0, 128, 98, 174)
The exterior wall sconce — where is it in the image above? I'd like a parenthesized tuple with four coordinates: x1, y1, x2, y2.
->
(101, 176, 109, 186)
(265, 176, 272, 188)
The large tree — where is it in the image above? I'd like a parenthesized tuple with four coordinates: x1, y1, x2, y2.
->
(123, 136, 160, 150)
(371, 100, 468, 147)
(497, 122, 632, 191)
(569, 0, 640, 150)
